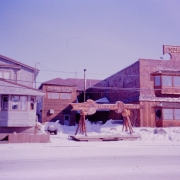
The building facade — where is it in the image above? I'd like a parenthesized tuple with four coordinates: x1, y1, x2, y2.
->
(0, 54, 45, 133)
(87, 45, 180, 127)
(37, 78, 100, 125)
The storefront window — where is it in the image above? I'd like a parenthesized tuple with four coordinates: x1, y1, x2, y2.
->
(163, 109, 173, 120)
(174, 109, 180, 120)
(2, 96, 8, 110)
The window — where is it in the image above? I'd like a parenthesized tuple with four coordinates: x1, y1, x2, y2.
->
(2, 96, 8, 110)
(30, 96, 35, 110)
(19, 96, 27, 110)
(174, 109, 180, 120)
(60, 93, 72, 99)
(47, 92, 72, 99)
(162, 76, 172, 86)
(48, 93, 59, 99)
(0, 71, 10, 80)
(11, 96, 27, 110)
(12, 96, 19, 109)
(163, 108, 180, 120)
(173, 76, 180, 86)
(163, 109, 173, 120)
(155, 76, 161, 86)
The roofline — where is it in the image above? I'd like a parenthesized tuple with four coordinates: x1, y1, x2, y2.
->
(38, 78, 101, 89)
(0, 54, 39, 72)
(38, 83, 77, 90)
(0, 78, 45, 93)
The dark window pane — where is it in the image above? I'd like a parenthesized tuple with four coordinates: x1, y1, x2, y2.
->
(155, 76, 161, 86)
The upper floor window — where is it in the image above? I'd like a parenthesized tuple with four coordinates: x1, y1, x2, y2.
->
(60, 93, 72, 99)
(12, 96, 27, 110)
(162, 76, 172, 86)
(173, 76, 180, 86)
(48, 93, 59, 99)
(155, 76, 161, 86)
(47, 92, 72, 100)
(154, 75, 180, 87)
(0, 71, 10, 80)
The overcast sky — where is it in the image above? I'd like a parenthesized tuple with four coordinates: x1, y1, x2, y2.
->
(0, 0, 180, 86)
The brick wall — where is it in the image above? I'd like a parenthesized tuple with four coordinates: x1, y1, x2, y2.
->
(139, 59, 180, 100)
(88, 61, 140, 103)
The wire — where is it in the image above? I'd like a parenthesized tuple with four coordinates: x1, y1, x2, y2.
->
(0, 81, 178, 93)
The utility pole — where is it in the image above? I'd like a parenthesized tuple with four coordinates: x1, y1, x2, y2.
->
(84, 69, 86, 102)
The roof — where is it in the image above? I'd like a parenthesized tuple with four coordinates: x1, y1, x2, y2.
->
(0, 78, 45, 96)
(0, 54, 39, 72)
(39, 78, 101, 91)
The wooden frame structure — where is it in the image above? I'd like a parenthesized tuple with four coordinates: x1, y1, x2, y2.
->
(70, 99, 140, 136)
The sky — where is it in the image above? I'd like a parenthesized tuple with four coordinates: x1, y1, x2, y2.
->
(0, 0, 180, 87)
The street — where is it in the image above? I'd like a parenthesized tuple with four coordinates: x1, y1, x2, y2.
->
(0, 137, 180, 180)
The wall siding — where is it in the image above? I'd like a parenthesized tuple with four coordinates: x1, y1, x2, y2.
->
(40, 85, 77, 125)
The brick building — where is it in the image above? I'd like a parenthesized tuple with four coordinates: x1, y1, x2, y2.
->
(37, 78, 100, 125)
(87, 45, 180, 127)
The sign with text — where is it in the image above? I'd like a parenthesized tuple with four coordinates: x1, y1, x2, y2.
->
(46, 86, 73, 93)
(70, 99, 140, 115)
(163, 45, 180, 60)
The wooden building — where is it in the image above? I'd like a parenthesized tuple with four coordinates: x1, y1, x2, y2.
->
(37, 78, 100, 125)
(87, 45, 180, 127)
(0, 54, 45, 133)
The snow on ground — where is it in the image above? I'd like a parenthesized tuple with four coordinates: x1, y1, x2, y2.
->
(43, 119, 180, 144)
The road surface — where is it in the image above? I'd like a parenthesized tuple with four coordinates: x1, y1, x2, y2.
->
(0, 136, 180, 180)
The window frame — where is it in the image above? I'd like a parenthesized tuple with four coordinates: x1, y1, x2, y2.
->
(0, 70, 11, 80)
(30, 96, 36, 110)
(154, 76, 161, 86)
(1, 95, 8, 111)
(154, 75, 180, 87)
(47, 92, 72, 100)
(11, 95, 28, 111)
(162, 108, 180, 120)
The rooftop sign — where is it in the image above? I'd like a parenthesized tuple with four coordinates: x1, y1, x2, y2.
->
(163, 45, 180, 60)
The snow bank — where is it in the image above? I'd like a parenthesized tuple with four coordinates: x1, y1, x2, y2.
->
(42, 119, 180, 142)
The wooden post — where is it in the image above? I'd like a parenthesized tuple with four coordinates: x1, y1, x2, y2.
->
(122, 109, 133, 134)
(70, 100, 140, 136)
(75, 110, 87, 136)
